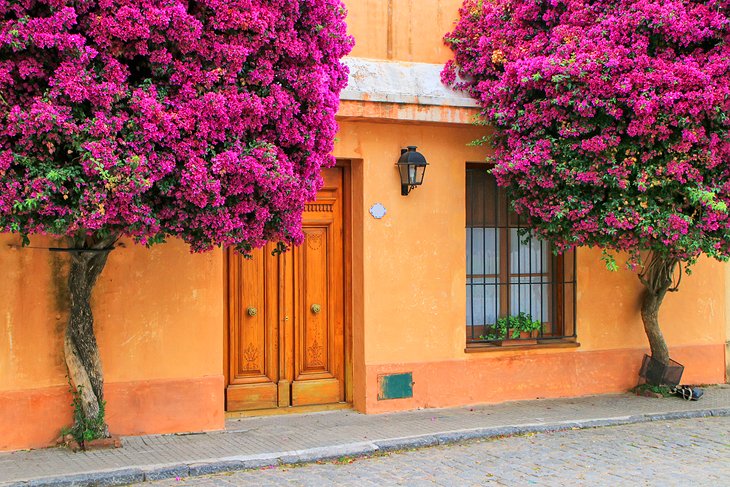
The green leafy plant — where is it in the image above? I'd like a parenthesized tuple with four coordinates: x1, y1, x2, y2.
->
(479, 322, 506, 341)
(501, 312, 542, 339)
(631, 383, 673, 398)
(480, 312, 542, 340)
(62, 380, 107, 447)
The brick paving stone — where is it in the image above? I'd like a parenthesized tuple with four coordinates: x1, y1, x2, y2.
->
(158, 417, 716, 487)
(1, 386, 728, 485)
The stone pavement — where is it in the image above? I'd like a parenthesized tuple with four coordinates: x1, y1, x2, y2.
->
(1, 386, 728, 486)
(146, 416, 730, 486)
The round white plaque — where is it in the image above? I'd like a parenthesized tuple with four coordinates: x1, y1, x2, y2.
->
(369, 203, 387, 219)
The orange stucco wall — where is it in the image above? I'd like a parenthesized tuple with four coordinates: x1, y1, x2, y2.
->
(334, 120, 727, 414)
(335, 0, 727, 414)
(0, 235, 225, 451)
(362, 345, 725, 413)
(346, 0, 463, 64)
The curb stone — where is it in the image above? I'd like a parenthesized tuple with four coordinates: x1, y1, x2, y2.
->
(187, 460, 249, 477)
(138, 466, 189, 482)
(6, 407, 729, 487)
(373, 435, 440, 452)
(277, 442, 378, 465)
(24, 468, 144, 487)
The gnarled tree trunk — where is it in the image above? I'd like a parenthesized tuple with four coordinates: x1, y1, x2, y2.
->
(63, 234, 117, 440)
(638, 252, 679, 368)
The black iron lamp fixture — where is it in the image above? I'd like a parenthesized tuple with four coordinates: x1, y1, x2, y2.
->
(397, 146, 429, 196)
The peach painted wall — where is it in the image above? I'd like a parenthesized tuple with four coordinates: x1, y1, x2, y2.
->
(335, 121, 488, 365)
(0, 235, 225, 451)
(338, 0, 728, 412)
(334, 120, 728, 413)
(345, 0, 463, 64)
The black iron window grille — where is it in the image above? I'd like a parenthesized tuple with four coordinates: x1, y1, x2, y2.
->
(466, 165, 576, 345)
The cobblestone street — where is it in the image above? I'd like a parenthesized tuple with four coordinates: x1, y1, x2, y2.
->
(144, 417, 730, 486)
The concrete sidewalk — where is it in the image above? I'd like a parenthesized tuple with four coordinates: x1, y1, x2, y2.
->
(1, 386, 729, 486)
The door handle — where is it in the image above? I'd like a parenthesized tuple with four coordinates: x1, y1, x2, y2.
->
(247, 307, 258, 317)
(311, 304, 321, 314)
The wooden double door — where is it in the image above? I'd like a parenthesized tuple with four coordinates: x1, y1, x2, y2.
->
(226, 167, 348, 411)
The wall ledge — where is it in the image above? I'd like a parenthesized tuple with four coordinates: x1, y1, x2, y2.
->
(341, 57, 478, 109)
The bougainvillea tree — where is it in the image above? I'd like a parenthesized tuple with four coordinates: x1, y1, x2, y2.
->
(444, 0, 730, 374)
(0, 0, 351, 441)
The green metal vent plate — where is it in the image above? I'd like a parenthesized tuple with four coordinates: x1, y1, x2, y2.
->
(377, 372, 413, 400)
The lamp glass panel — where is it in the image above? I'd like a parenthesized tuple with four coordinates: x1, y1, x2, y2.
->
(415, 165, 426, 185)
(398, 164, 410, 185)
(408, 164, 417, 185)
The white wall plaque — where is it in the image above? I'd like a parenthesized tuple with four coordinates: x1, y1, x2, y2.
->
(369, 203, 387, 220)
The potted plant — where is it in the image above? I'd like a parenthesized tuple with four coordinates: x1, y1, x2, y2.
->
(481, 313, 541, 346)
(479, 320, 507, 342)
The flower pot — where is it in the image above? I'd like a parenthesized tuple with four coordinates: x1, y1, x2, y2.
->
(499, 330, 537, 346)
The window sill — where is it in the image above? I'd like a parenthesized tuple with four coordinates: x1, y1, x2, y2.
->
(464, 339, 580, 354)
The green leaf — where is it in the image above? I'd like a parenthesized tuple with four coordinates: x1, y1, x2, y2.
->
(601, 250, 619, 272)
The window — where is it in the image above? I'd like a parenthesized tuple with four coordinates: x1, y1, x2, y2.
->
(466, 165, 576, 346)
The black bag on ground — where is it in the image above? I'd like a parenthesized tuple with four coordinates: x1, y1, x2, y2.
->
(670, 386, 703, 401)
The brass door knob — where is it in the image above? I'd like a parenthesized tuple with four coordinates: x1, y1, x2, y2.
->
(247, 307, 258, 317)
(311, 304, 321, 314)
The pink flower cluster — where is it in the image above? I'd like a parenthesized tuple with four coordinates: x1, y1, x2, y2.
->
(0, 0, 352, 252)
(444, 0, 730, 263)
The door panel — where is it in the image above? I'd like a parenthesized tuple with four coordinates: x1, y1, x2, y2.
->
(226, 245, 280, 411)
(226, 167, 347, 412)
(298, 225, 331, 375)
(291, 378, 341, 406)
(290, 170, 345, 406)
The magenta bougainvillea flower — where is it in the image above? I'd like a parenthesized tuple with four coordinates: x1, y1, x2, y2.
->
(444, 0, 730, 265)
(0, 0, 352, 252)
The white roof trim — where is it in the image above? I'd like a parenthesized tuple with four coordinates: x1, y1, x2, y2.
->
(341, 57, 479, 108)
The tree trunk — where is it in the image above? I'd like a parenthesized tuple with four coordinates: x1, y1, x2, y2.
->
(638, 253, 678, 368)
(64, 235, 116, 440)
(640, 286, 671, 366)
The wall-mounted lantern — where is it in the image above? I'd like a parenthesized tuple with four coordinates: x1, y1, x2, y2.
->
(397, 146, 428, 196)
